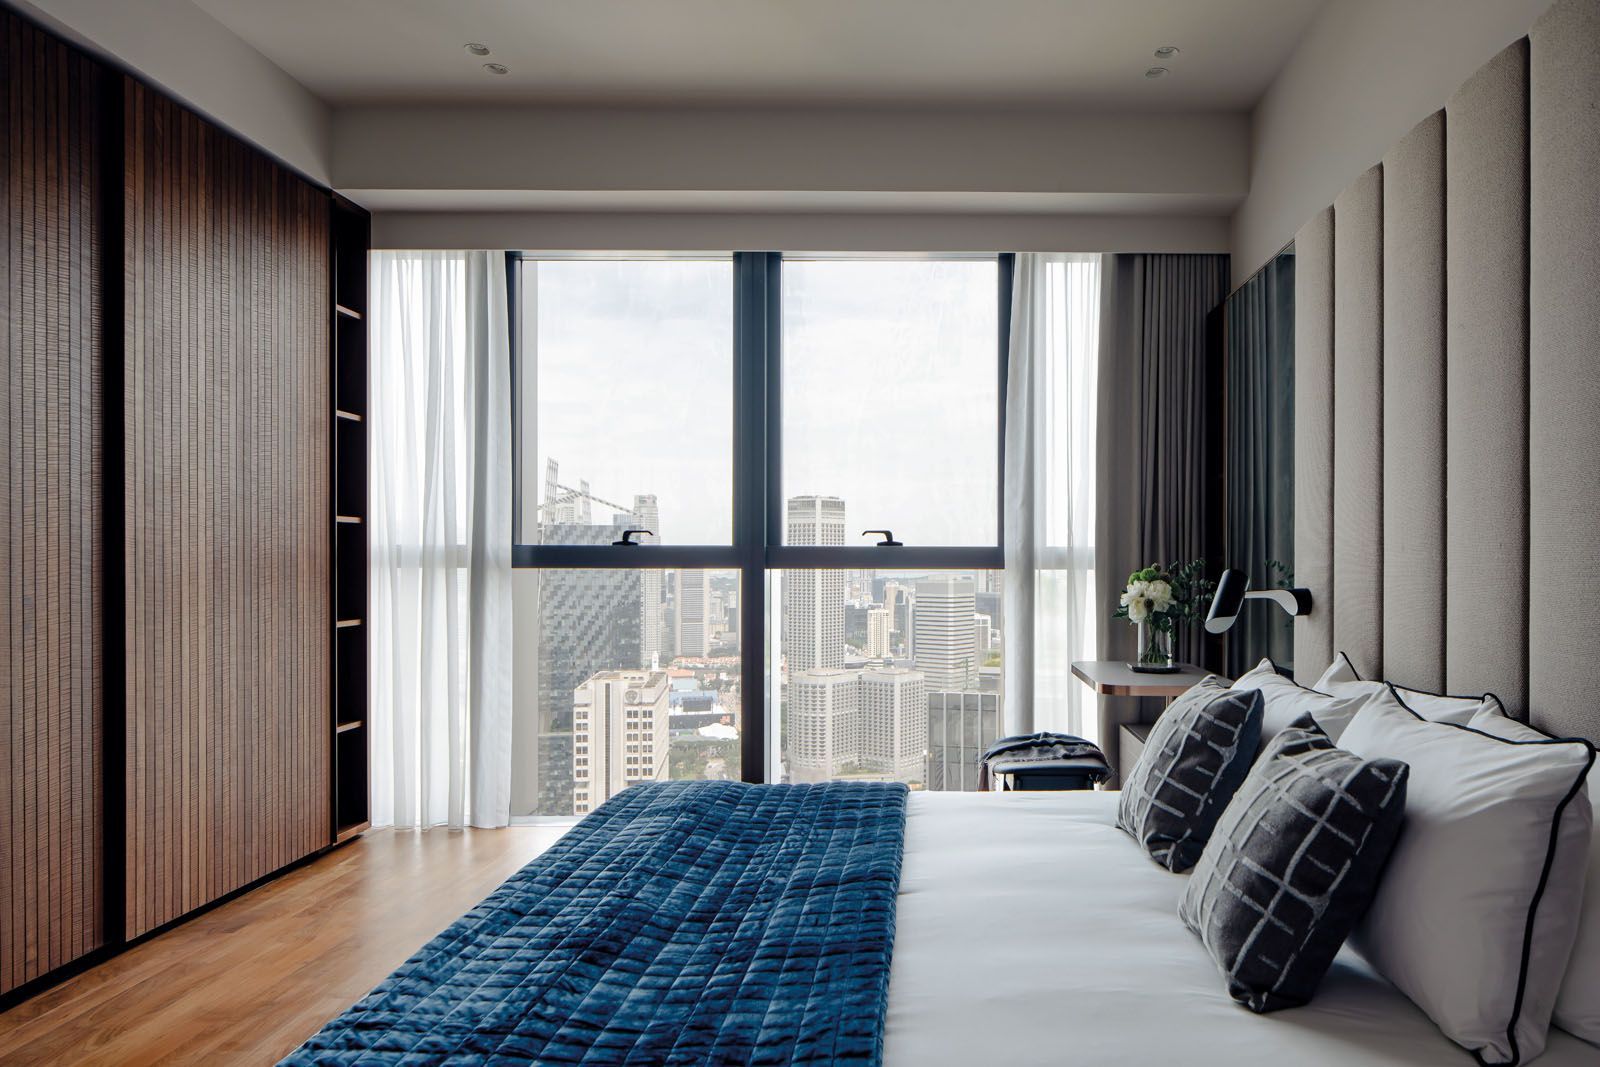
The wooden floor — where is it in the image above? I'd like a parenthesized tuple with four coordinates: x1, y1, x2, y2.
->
(0, 825, 569, 1065)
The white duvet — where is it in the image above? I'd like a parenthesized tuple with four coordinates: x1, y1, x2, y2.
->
(883, 791, 1598, 1066)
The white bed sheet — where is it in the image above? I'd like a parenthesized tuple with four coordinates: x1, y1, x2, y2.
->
(884, 791, 1598, 1066)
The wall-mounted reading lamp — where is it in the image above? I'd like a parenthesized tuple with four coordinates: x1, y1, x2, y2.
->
(1204, 568, 1314, 634)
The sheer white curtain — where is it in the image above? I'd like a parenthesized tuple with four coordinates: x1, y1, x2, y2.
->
(1002, 253, 1102, 740)
(370, 251, 514, 829)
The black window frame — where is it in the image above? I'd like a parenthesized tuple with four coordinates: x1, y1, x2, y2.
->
(508, 250, 1014, 785)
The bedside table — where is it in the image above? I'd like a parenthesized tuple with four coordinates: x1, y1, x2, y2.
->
(1119, 723, 1153, 779)
(1071, 660, 1214, 785)
(1069, 660, 1211, 700)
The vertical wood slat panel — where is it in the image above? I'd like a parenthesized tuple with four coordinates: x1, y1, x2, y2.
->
(123, 79, 330, 939)
(0, 10, 106, 995)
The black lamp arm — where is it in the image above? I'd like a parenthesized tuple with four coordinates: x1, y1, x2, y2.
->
(1245, 587, 1314, 617)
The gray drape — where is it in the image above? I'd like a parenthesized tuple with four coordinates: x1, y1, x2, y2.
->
(1094, 253, 1229, 769)
(1223, 250, 1296, 677)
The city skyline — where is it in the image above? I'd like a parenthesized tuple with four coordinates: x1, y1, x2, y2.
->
(534, 477, 1003, 812)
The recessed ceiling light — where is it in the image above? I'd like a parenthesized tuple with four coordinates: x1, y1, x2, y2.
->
(1145, 66, 1169, 78)
(464, 42, 491, 56)
(483, 62, 510, 75)
(1154, 45, 1179, 59)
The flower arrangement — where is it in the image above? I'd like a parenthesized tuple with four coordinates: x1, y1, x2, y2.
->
(1113, 559, 1216, 666)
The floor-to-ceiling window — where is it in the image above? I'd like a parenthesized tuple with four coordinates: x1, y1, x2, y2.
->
(509, 253, 1009, 817)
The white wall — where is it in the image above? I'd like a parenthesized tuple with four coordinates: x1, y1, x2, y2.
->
(1230, 0, 1554, 279)
(16, 0, 332, 183)
(344, 103, 1246, 253)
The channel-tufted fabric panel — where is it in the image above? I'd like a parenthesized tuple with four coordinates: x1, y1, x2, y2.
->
(1292, 208, 1335, 676)
(1293, 0, 1600, 744)
(1444, 39, 1529, 715)
(1379, 113, 1447, 693)
(1331, 168, 1384, 679)
(1529, 0, 1600, 741)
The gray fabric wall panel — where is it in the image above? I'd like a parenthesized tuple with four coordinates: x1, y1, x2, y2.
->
(1380, 114, 1447, 692)
(1529, 0, 1600, 740)
(1292, 208, 1334, 677)
(1444, 39, 1530, 714)
(1331, 167, 1384, 679)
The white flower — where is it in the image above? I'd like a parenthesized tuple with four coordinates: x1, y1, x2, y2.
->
(1127, 597, 1150, 623)
(1146, 580, 1174, 612)
(1121, 580, 1148, 608)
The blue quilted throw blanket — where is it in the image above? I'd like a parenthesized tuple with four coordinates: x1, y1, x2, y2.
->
(283, 780, 910, 1066)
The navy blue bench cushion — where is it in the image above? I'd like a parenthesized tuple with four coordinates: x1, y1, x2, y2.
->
(282, 780, 910, 1065)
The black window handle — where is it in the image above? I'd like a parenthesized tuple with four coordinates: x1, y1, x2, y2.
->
(862, 529, 903, 547)
(612, 529, 654, 546)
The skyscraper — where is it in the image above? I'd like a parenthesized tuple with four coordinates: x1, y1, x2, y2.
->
(535, 516, 643, 815)
(633, 494, 665, 668)
(914, 576, 978, 690)
(858, 667, 926, 782)
(784, 495, 847, 670)
(676, 568, 710, 659)
(927, 690, 1000, 791)
(865, 607, 891, 658)
(786, 668, 858, 782)
(572, 669, 671, 814)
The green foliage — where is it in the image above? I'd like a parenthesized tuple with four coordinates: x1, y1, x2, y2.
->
(1111, 558, 1218, 636)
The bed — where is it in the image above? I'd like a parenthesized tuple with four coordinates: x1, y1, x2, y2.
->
(285, 783, 1596, 1065)
(886, 791, 1596, 1066)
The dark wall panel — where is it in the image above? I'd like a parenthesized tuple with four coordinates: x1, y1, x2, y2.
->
(0, 10, 108, 995)
(123, 80, 331, 938)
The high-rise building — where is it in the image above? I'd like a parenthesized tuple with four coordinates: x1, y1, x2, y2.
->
(859, 668, 926, 782)
(535, 516, 644, 815)
(786, 665, 927, 785)
(676, 568, 710, 659)
(974, 613, 993, 652)
(572, 669, 671, 814)
(783, 496, 847, 670)
(914, 577, 978, 690)
(926, 690, 1000, 791)
(633, 494, 665, 668)
(786, 668, 859, 782)
(865, 607, 891, 658)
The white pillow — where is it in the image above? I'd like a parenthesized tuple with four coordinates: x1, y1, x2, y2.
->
(1230, 657, 1368, 743)
(1314, 651, 1504, 724)
(1470, 706, 1600, 1048)
(1339, 687, 1595, 1065)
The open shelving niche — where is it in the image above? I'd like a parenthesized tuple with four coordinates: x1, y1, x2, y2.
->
(331, 195, 371, 845)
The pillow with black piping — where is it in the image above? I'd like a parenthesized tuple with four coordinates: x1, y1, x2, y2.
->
(1179, 715, 1409, 1013)
(1338, 685, 1595, 1066)
(1314, 651, 1505, 725)
(1231, 657, 1369, 744)
(1469, 706, 1600, 1049)
(1116, 676, 1263, 873)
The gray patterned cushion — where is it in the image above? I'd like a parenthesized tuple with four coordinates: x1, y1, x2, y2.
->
(1116, 676, 1264, 872)
(1178, 718, 1409, 1013)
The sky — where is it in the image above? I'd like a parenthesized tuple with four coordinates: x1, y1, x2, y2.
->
(523, 257, 998, 546)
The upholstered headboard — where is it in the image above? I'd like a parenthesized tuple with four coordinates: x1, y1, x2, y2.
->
(1293, 0, 1600, 742)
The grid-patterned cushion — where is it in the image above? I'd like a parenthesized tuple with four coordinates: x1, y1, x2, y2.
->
(1178, 719, 1409, 1013)
(1116, 676, 1264, 872)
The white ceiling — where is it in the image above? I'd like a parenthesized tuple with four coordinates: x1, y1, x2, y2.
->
(190, 0, 1327, 111)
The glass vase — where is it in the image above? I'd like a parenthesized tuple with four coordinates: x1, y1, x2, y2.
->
(1136, 620, 1174, 669)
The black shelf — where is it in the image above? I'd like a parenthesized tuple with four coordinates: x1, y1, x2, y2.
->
(330, 194, 370, 846)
